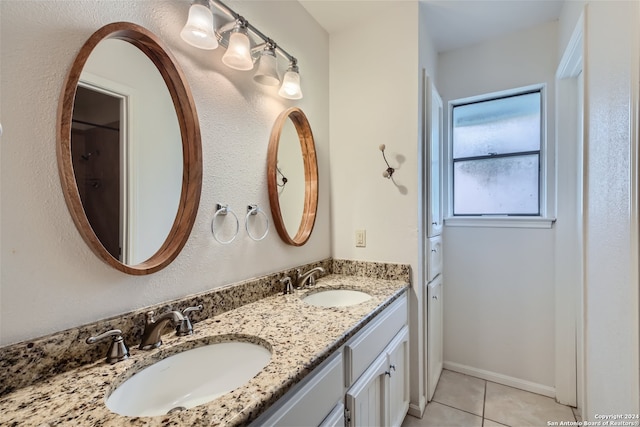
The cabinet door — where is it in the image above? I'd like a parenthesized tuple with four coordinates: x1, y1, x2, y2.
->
(387, 326, 410, 427)
(345, 352, 389, 427)
(426, 75, 443, 237)
(427, 276, 444, 401)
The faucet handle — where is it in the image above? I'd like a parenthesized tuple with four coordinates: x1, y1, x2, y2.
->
(182, 304, 203, 316)
(176, 305, 203, 336)
(144, 311, 156, 325)
(86, 329, 130, 364)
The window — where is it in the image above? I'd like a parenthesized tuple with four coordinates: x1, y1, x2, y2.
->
(451, 89, 542, 216)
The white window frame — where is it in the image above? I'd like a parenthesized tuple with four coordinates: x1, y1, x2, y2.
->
(444, 84, 555, 229)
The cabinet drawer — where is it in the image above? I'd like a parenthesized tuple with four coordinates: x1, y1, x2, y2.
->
(428, 235, 442, 282)
(344, 292, 408, 387)
(252, 351, 343, 427)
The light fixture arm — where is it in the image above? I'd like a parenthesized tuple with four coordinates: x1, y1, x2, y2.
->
(209, 0, 297, 65)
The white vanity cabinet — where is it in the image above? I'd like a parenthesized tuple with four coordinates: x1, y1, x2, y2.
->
(252, 351, 344, 426)
(345, 326, 409, 427)
(251, 291, 409, 427)
(344, 295, 409, 427)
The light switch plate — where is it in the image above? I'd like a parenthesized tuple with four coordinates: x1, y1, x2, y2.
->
(355, 230, 366, 247)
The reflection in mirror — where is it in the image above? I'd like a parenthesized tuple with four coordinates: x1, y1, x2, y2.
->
(72, 39, 182, 265)
(267, 107, 318, 246)
(58, 22, 202, 275)
(277, 119, 305, 237)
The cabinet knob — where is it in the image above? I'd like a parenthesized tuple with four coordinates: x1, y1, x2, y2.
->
(432, 295, 438, 300)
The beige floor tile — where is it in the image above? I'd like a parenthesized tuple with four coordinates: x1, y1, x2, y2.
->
(402, 402, 483, 427)
(484, 382, 576, 427)
(432, 370, 486, 416)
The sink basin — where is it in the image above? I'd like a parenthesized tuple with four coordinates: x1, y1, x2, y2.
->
(302, 289, 372, 307)
(106, 341, 271, 417)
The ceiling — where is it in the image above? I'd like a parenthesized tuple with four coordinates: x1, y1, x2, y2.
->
(299, 0, 565, 53)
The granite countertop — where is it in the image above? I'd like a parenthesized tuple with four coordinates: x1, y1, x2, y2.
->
(0, 274, 408, 426)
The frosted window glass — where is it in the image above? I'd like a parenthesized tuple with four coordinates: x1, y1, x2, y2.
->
(453, 155, 539, 215)
(453, 92, 540, 159)
(451, 90, 542, 216)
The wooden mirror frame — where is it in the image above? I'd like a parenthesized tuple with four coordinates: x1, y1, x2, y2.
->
(57, 22, 202, 275)
(267, 107, 318, 246)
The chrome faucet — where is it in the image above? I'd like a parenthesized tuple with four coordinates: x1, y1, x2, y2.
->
(139, 310, 184, 350)
(296, 266, 325, 289)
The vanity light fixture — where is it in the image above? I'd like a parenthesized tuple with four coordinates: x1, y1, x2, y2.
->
(222, 19, 253, 71)
(253, 43, 280, 86)
(180, 0, 303, 99)
(278, 61, 303, 100)
(180, 0, 219, 50)
(379, 144, 396, 179)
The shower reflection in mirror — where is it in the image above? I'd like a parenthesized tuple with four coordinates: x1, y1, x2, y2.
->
(70, 38, 183, 266)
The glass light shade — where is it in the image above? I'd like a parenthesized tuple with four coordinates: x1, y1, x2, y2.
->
(278, 69, 303, 100)
(180, 4, 218, 50)
(253, 51, 280, 86)
(222, 30, 254, 71)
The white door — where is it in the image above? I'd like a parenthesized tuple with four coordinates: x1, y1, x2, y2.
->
(427, 275, 443, 401)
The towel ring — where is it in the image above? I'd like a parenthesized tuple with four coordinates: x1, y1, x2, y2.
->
(211, 204, 239, 245)
(245, 204, 269, 241)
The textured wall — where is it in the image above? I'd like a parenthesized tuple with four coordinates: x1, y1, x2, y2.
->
(581, 0, 640, 418)
(0, 0, 330, 346)
(328, 0, 430, 412)
(438, 21, 559, 391)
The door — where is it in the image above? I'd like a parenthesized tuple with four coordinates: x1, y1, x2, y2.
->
(71, 84, 124, 260)
(428, 275, 443, 401)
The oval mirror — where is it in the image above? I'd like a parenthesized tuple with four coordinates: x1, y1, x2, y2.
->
(267, 107, 318, 246)
(57, 22, 202, 275)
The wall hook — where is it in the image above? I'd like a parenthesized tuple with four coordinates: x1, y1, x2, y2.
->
(379, 144, 395, 179)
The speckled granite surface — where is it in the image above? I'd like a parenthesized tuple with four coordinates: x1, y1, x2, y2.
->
(0, 260, 409, 426)
(0, 259, 332, 396)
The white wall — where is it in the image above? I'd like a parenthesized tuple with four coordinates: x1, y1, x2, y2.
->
(579, 0, 640, 418)
(0, 0, 330, 346)
(328, 0, 435, 413)
(438, 21, 559, 393)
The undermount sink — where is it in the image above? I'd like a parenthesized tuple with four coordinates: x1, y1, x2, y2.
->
(302, 289, 372, 307)
(106, 340, 271, 417)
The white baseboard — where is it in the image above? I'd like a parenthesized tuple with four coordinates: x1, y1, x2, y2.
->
(443, 361, 556, 398)
(407, 396, 426, 418)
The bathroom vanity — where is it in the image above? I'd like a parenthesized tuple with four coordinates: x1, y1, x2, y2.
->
(253, 291, 408, 426)
(0, 263, 409, 426)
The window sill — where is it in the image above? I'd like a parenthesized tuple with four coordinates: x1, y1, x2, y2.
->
(444, 216, 556, 229)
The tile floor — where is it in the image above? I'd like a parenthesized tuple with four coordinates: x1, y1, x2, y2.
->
(402, 370, 580, 427)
